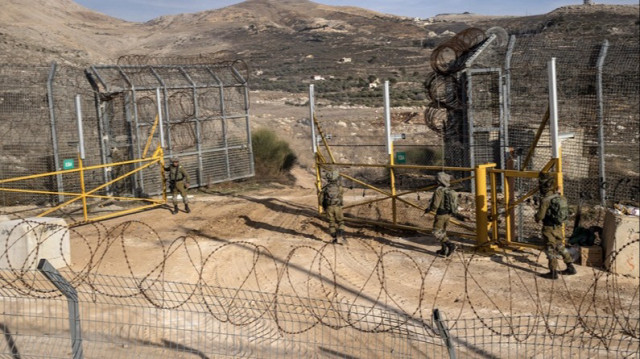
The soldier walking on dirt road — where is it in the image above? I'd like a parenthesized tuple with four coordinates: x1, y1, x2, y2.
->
(319, 170, 346, 244)
(535, 172, 576, 279)
(428, 172, 457, 257)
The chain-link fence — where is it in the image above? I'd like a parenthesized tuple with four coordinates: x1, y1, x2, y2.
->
(312, 87, 476, 239)
(312, 29, 638, 245)
(0, 61, 254, 212)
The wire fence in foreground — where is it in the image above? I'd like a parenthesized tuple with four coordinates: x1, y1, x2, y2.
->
(0, 262, 637, 359)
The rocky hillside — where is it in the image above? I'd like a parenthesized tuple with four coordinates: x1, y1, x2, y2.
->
(0, 0, 637, 85)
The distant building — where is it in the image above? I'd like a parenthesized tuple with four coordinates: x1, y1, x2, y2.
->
(312, 75, 325, 81)
(338, 57, 352, 63)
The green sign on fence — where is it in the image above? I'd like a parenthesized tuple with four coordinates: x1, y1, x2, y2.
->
(395, 152, 406, 164)
(63, 159, 75, 170)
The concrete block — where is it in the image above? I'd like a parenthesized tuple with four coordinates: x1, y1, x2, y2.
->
(0, 217, 70, 270)
(603, 211, 639, 278)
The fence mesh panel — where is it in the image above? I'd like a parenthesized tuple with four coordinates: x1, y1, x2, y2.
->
(0, 62, 254, 216)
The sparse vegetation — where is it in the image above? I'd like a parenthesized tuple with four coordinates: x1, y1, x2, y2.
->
(405, 147, 444, 166)
(251, 128, 297, 181)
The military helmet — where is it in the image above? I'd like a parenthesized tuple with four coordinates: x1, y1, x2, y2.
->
(326, 170, 340, 181)
(171, 157, 180, 163)
(436, 172, 451, 187)
(538, 172, 555, 192)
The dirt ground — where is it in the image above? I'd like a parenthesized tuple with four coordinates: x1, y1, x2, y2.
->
(61, 91, 639, 323)
(66, 164, 639, 326)
(1, 91, 637, 357)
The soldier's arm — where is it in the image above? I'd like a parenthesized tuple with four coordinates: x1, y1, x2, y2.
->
(319, 187, 326, 209)
(451, 190, 459, 214)
(429, 188, 442, 212)
(181, 167, 190, 184)
(535, 197, 549, 223)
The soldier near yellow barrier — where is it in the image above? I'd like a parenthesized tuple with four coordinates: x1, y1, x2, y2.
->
(535, 173, 576, 279)
(165, 157, 190, 214)
(428, 172, 457, 257)
(319, 170, 346, 244)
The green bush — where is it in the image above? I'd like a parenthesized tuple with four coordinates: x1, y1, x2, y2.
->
(251, 128, 297, 178)
(404, 147, 443, 166)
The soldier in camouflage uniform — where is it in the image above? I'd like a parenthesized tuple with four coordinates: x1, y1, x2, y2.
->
(428, 172, 457, 257)
(535, 173, 576, 279)
(319, 170, 346, 244)
(165, 157, 190, 214)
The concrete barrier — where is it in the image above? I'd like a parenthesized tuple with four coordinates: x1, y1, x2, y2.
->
(0, 217, 71, 270)
(603, 211, 640, 278)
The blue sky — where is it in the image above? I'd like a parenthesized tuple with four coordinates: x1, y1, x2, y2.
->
(74, 0, 639, 22)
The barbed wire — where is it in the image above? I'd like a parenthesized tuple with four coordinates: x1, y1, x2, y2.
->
(0, 218, 637, 349)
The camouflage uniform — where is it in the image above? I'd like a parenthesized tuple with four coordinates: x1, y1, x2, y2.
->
(320, 170, 345, 243)
(429, 172, 457, 257)
(166, 158, 190, 214)
(535, 173, 576, 279)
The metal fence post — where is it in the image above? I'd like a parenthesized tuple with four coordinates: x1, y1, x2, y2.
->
(37, 259, 84, 359)
(596, 39, 609, 206)
(47, 61, 64, 204)
(433, 309, 456, 359)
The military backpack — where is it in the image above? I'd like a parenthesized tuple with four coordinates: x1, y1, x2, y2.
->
(547, 194, 568, 225)
(440, 188, 458, 214)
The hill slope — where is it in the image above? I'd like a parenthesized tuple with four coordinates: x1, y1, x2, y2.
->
(0, 0, 637, 86)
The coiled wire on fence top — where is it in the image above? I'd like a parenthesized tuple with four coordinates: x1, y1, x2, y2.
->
(423, 102, 458, 136)
(423, 27, 489, 111)
(423, 72, 460, 110)
(429, 27, 487, 75)
(116, 53, 250, 82)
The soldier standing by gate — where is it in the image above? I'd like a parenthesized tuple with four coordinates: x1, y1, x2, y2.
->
(319, 170, 346, 244)
(165, 157, 190, 214)
(535, 172, 576, 279)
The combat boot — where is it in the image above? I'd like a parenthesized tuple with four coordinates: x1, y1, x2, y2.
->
(435, 243, 448, 256)
(331, 232, 338, 244)
(540, 269, 558, 280)
(173, 204, 179, 215)
(445, 242, 456, 257)
(185, 203, 191, 213)
(560, 262, 577, 275)
(338, 229, 347, 243)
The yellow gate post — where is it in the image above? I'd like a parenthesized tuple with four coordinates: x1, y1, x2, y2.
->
(389, 142, 397, 224)
(475, 163, 497, 249)
(78, 154, 88, 222)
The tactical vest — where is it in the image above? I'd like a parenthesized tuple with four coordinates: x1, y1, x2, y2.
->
(324, 183, 342, 206)
(169, 166, 185, 182)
